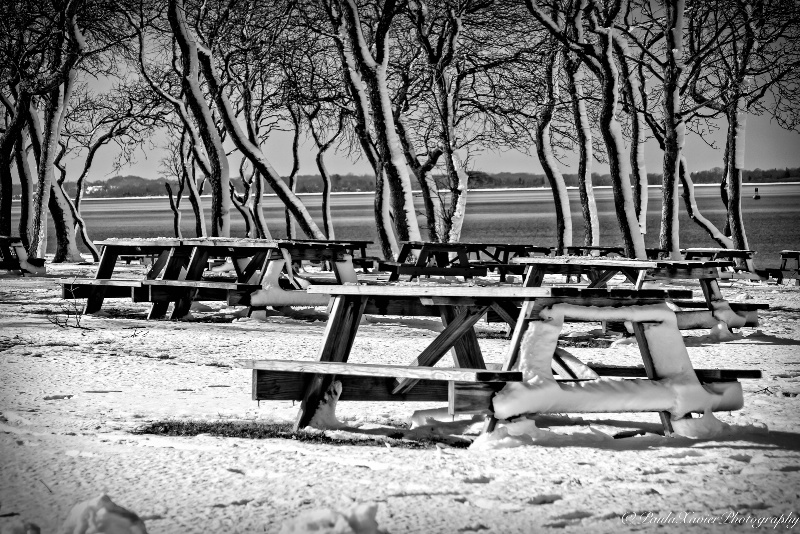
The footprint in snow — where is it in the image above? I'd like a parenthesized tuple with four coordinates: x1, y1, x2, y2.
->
(528, 494, 562, 505)
(661, 450, 704, 459)
(729, 454, 752, 463)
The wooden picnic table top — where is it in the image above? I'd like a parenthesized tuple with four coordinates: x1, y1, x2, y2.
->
(510, 256, 734, 269)
(95, 237, 354, 250)
(400, 240, 551, 252)
(307, 284, 690, 300)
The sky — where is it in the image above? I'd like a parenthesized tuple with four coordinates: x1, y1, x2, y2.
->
(76, 111, 800, 182)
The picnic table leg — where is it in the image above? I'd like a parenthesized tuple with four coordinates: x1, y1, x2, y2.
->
(146, 250, 172, 279)
(294, 295, 367, 431)
(393, 305, 491, 394)
(238, 251, 270, 284)
(439, 306, 486, 369)
(389, 243, 413, 281)
(586, 269, 619, 288)
(83, 246, 119, 314)
(148, 247, 191, 320)
(631, 322, 674, 436)
(170, 248, 211, 320)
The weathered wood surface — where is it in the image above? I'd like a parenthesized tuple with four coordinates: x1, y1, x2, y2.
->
(307, 285, 689, 300)
(295, 295, 367, 431)
(252, 370, 451, 402)
(589, 366, 761, 380)
(236, 359, 521, 382)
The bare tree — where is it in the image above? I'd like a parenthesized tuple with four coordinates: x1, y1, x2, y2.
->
(527, 0, 647, 258)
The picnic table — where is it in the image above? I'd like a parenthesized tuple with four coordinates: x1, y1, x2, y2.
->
(382, 241, 552, 282)
(510, 256, 766, 330)
(683, 247, 758, 278)
(60, 238, 358, 320)
(237, 285, 758, 435)
(0, 236, 45, 275)
(757, 250, 800, 285)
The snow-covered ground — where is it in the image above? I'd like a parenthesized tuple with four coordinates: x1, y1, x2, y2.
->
(1, 263, 799, 533)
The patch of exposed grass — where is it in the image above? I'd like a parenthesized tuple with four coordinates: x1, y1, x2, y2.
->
(134, 419, 469, 449)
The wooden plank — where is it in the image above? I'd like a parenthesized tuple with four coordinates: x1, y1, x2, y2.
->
(61, 278, 142, 287)
(671, 300, 769, 311)
(142, 279, 249, 290)
(236, 359, 521, 382)
(513, 257, 655, 268)
(295, 295, 367, 430)
(254, 370, 450, 402)
(63, 285, 133, 299)
(393, 305, 491, 394)
(363, 296, 440, 316)
(147, 247, 191, 320)
(440, 306, 486, 369)
(95, 238, 183, 247)
(588, 365, 762, 381)
(83, 246, 120, 314)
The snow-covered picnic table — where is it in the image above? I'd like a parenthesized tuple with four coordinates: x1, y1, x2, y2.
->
(59, 237, 360, 320)
(236, 284, 759, 437)
(510, 256, 766, 331)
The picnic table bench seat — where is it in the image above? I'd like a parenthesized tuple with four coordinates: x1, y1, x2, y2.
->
(133, 280, 262, 307)
(241, 359, 758, 417)
(61, 278, 144, 299)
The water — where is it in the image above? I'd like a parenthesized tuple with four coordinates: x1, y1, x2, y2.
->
(12, 183, 799, 268)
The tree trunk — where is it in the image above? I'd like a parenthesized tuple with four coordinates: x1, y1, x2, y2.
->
(248, 172, 271, 239)
(14, 134, 35, 249)
(316, 149, 335, 240)
(30, 89, 65, 259)
(596, 30, 646, 259)
(375, 168, 399, 259)
(658, 0, 685, 259)
(0, 94, 30, 237)
(49, 180, 81, 262)
(366, 64, 422, 244)
(195, 53, 325, 240)
(168, 0, 230, 237)
(678, 155, 733, 248)
(285, 108, 301, 240)
(536, 47, 572, 254)
(165, 182, 183, 238)
(613, 36, 648, 234)
(725, 100, 750, 258)
(566, 64, 599, 247)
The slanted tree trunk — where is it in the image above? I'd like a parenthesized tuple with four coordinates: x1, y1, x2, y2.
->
(595, 29, 646, 259)
(374, 167, 398, 259)
(167, 0, 230, 237)
(396, 113, 444, 242)
(194, 51, 325, 240)
(536, 46, 572, 254)
(337, 0, 421, 245)
(678, 155, 733, 248)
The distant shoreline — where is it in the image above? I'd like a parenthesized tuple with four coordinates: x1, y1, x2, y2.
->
(11, 182, 797, 203)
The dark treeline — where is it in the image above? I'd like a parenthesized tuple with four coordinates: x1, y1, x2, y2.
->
(12, 167, 799, 199)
